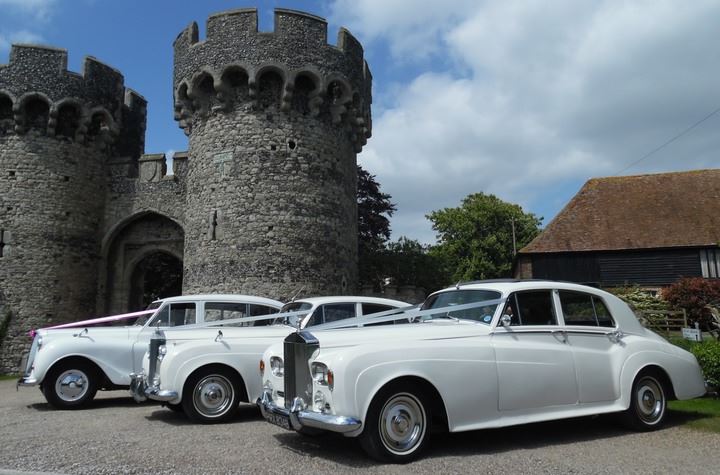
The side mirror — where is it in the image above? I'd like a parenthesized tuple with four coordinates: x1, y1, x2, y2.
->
(500, 314, 512, 327)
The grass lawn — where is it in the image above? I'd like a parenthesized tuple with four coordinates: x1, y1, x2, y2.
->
(0, 374, 19, 381)
(668, 397, 720, 433)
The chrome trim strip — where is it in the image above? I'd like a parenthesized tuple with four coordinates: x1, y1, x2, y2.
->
(257, 390, 361, 434)
(16, 376, 38, 388)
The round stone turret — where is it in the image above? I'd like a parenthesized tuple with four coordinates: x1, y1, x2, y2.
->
(0, 45, 146, 371)
(174, 8, 372, 298)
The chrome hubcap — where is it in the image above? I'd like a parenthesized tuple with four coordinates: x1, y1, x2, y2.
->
(55, 369, 89, 402)
(636, 377, 664, 424)
(193, 375, 234, 417)
(379, 393, 426, 455)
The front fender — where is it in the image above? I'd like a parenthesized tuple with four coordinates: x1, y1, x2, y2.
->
(160, 341, 268, 404)
(31, 338, 132, 386)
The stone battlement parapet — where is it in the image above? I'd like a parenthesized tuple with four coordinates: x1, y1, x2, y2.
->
(0, 44, 146, 154)
(172, 8, 372, 151)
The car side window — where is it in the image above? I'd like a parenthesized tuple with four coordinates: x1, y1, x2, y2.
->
(248, 304, 280, 326)
(361, 303, 395, 315)
(150, 303, 197, 327)
(505, 290, 557, 326)
(559, 291, 616, 327)
(205, 303, 248, 325)
(307, 303, 356, 326)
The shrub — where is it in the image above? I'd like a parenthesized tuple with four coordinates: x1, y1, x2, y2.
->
(691, 340, 720, 388)
(608, 285, 670, 327)
(662, 278, 720, 329)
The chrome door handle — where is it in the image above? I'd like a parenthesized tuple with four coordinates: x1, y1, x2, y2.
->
(606, 329, 624, 343)
(552, 329, 568, 343)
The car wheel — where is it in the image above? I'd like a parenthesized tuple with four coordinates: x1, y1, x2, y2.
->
(359, 383, 430, 463)
(622, 370, 667, 431)
(41, 360, 98, 409)
(182, 367, 240, 424)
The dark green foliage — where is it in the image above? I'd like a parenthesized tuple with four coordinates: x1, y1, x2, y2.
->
(357, 165, 396, 288)
(662, 277, 720, 328)
(427, 193, 542, 281)
(692, 340, 720, 388)
(380, 237, 450, 294)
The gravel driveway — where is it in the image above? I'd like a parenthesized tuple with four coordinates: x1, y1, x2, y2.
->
(1, 380, 719, 474)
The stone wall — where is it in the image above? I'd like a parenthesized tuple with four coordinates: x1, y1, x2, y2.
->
(0, 8, 372, 373)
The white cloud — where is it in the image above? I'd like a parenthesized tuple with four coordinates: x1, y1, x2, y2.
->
(339, 0, 720, 243)
(0, 30, 45, 53)
(0, 0, 56, 21)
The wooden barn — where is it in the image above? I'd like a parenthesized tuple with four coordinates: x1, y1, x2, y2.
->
(515, 169, 720, 287)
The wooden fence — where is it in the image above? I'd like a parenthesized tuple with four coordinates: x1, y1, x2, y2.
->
(636, 309, 688, 335)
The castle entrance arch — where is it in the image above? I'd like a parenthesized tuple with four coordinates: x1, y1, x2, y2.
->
(128, 251, 183, 311)
(101, 212, 184, 314)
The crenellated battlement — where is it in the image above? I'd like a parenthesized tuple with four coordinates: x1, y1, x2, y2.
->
(172, 8, 372, 151)
(0, 44, 145, 153)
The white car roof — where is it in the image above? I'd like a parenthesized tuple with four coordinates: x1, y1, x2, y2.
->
(153, 294, 283, 308)
(429, 279, 643, 332)
(288, 296, 411, 307)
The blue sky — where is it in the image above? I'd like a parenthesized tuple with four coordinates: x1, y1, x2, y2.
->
(2, 0, 720, 244)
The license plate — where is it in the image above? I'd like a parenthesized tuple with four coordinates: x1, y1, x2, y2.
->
(266, 412, 291, 430)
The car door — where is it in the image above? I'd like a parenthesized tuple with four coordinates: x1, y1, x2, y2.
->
(491, 289, 579, 412)
(557, 290, 623, 403)
(130, 302, 197, 373)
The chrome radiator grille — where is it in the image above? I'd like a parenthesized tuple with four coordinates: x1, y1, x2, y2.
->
(283, 331, 319, 408)
(148, 336, 165, 381)
(22, 337, 40, 376)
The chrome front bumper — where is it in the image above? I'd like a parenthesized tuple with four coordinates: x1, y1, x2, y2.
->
(129, 372, 178, 403)
(257, 389, 362, 434)
(16, 376, 38, 389)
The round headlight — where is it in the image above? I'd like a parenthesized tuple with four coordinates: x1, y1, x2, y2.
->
(270, 356, 284, 377)
(157, 345, 167, 361)
(36, 336, 43, 348)
(311, 362, 334, 390)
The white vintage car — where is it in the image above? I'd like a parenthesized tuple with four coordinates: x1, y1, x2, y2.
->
(258, 280, 707, 463)
(17, 294, 283, 409)
(131, 296, 411, 424)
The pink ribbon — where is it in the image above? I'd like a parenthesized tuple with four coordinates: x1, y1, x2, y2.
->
(28, 309, 156, 339)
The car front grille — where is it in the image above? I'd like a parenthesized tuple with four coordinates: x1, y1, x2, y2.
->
(148, 336, 166, 382)
(283, 330, 319, 409)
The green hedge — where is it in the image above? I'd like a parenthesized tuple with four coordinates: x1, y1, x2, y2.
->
(669, 337, 720, 387)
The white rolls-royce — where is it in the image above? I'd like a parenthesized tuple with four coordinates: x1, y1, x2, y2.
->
(258, 280, 707, 463)
(131, 296, 411, 424)
(17, 294, 283, 409)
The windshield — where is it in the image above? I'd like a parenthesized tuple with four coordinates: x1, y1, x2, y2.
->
(134, 301, 163, 326)
(274, 302, 313, 327)
(420, 289, 502, 325)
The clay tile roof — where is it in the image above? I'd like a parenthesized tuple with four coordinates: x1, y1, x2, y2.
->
(521, 169, 720, 253)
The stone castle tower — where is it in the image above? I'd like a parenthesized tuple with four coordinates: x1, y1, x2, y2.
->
(0, 8, 372, 373)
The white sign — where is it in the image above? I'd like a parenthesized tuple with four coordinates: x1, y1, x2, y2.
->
(682, 327, 702, 342)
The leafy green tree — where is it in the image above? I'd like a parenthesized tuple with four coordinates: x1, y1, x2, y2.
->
(357, 165, 396, 287)
(427, 193, 542, 282)
(383, 237, 450, 293)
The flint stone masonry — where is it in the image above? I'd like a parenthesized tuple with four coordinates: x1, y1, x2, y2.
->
(0, 7, 371, 373)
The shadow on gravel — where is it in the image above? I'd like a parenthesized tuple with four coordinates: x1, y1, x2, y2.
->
(145, 403, 264, 426)
(28, 396, 157, 411)
(272, 412, 705, 468)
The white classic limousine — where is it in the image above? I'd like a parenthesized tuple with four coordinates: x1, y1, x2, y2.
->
(131, 296, 411, 423)
(258, 280, 707, 463)
(18, 294, 283, 409)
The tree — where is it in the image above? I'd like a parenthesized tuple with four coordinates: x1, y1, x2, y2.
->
(357, 165, 396, 287)
(383, 237, 450, 293)
(427, 193, 542, 282)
